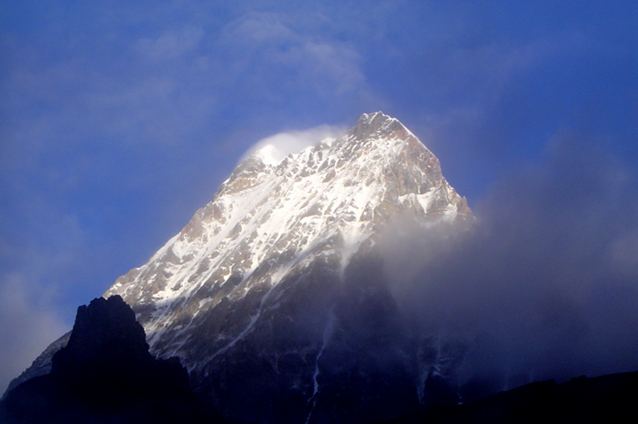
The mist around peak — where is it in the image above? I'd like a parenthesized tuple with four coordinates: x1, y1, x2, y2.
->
(378, 135, 638, 396)
(238, 124, 345, 166)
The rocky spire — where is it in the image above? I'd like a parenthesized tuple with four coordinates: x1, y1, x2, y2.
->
(0, 296, 224, 424)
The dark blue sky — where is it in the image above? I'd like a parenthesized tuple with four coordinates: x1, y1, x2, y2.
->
(1, 1, 637, 391)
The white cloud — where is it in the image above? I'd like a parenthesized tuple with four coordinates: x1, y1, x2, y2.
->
(218, 12, 367, 98)
(135, 25, 204, 61)
(239, 124, 345, 166)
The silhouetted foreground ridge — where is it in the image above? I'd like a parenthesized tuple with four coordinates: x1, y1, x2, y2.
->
(0, 295, 224, 424)
(376, 371, 638, 424)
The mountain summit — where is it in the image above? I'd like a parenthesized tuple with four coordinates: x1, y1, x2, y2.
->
(14, 112, 472, 423)
(106, 111, 469, 329)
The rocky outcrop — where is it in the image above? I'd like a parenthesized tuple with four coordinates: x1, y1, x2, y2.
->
(0, 296, 223, 424)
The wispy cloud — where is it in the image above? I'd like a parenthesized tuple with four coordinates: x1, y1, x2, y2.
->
(135, 25, 205, 61)
(238, 124, 345, 165)
(0, 273, 67, 394)
(216, 11, 368, 100)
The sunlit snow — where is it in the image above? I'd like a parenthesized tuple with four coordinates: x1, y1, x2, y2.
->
(105, 112, 469, 362)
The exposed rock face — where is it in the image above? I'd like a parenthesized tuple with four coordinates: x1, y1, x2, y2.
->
(0, 296, 223, 424)
(14, 112, 473, 423)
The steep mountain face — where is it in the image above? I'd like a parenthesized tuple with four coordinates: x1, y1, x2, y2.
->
(13, 112, 472, 423)
(102, 112, 472, 423)
(106, 112, 469, 334)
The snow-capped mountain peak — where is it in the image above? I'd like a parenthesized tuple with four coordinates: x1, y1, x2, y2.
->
(106, 113, 468, 341)
(17, 112, 472, 424)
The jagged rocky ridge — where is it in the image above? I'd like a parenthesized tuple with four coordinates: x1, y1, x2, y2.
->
(0, 296, 223, 424)
(13, 112, 473, 423)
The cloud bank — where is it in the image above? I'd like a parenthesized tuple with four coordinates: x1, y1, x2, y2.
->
(381, 135, 638, 394)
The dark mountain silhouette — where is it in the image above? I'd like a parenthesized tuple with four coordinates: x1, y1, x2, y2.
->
(0, 295, 224, 424)
(375, 371, 638, 424)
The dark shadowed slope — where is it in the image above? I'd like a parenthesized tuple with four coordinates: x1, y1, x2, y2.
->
(0, 295, 224, 424)
(376, 371, 638, 424)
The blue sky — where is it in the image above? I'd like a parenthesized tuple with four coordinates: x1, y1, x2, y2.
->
(1, 1, 637, 391)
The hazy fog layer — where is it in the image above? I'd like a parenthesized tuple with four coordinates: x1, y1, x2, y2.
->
(381, 137, 638, 390)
